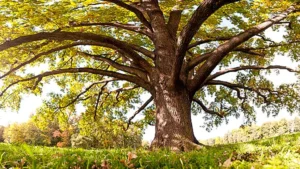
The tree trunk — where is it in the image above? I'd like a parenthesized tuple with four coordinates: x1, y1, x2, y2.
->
(150, 84, 200, 151)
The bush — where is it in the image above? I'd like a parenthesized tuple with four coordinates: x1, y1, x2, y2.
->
(71, 134, 93, 149)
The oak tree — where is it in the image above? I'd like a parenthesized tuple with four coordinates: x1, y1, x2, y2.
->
(0, 0, 299, 151)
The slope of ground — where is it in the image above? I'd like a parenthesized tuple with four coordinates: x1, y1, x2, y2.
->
(0, 133, 300, 168)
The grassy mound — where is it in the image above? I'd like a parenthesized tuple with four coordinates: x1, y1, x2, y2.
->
(0, 133, 300, 168)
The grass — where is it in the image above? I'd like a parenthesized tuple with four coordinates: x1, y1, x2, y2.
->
(0, 133, 300, 169)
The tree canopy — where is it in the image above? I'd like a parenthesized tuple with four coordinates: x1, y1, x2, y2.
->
(0, 0, 299, 150)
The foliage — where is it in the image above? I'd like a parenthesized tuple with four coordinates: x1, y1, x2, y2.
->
(0, 133, 300, 168)
(3, 121, 48, 145)
(70, 134, 93, 149)
(2, 111, 143, 149)
(78, 113, 143, 149)
(0, 0, 299, 149)
(203, 117, 300, 145)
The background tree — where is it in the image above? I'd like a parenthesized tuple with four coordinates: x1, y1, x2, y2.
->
(3, 121, 47, 145)
(205, 117, 300, 145)
(0, 0, 299, 150)
(294, 117, 300, 132)
(3, 123, 26, 144)
(78, 113, 143, 148)
(0, 126, 5, 142)
(277, 119, 288, 135)
(71, 134, 93, 149)
(22, 121, 47, 145)
(31, 106, 143, 148)
(32, 107, 80, 147)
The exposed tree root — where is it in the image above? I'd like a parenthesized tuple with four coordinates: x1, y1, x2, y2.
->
(150, 136, 207, 152)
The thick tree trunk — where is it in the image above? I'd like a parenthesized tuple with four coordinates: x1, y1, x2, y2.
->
(150, 84, 200, 151)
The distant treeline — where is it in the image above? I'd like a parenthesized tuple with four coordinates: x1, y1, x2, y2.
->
(0, 117, 143, 149)
(202, 117, 300, 146)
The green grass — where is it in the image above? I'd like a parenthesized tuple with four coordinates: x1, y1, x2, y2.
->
(1, 133, 300, 169)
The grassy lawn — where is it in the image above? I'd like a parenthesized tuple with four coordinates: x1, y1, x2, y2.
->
(0, 133, 300, 169)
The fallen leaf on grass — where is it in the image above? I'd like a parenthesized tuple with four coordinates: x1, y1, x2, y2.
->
(222, 157, 232, 168)
(101, 160, 110, 169)
(128, 152, 137, 161)
(120, 152, 138, 168)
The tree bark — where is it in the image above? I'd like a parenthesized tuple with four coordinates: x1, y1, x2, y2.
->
(150, 81, 200, 151)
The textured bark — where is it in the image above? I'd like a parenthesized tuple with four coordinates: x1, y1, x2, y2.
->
(150, 80, 200, 151)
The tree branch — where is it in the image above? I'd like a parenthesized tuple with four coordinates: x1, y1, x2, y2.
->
(79, 52, 148, 80)
(124, 96, 153, 131)
(59, 79, 117, 109)
(235, 40, 300, 51)
(172, 0, 240, 84)
(141, 0, 171, 46)
(188, 37, 231, 49)
(0, 68, 152, 97)
(187, 34, 282, 67)
(69, 22, 152, 38)
(0, 31, 154, 73)
(75, 40, 154, 68)
(103, 0, 152, 30)
(0, 42, 91, 80)
(187, 40, 299, 71)
(177, 0, 239, 62)
(186, 52, 212, 71)
(167, 9, 182, 38)
(207, 65, 299, 81)
(189, 4, 297, 92)
(188, 34, 277, 50)
(233, 48, 265, 57)
(193, 98, 224, 118)
(205, 80, 273, 104)
(187, 35, 275, 69)
(94, 82, 109, 120)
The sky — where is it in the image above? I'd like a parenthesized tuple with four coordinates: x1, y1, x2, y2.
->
(0, 27, 299, 142)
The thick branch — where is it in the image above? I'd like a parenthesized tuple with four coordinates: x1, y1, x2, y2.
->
(0, 31, 154, 72)
(173, 0, 240, 84)
(142, 0, 165, 31)
(75, 41, 154, 68)
(167, 9, 182, 38)
(188, 40, 299, 71)
(189, 5, 297, 92)
(177, 0, 239, 61)
(0, 68, 152, 97)
(103, 0, 152, 30)
(188, 34, 277, 49)
(79, 52, 148, 80)
(142, 0, 172, 49)
(0, 42, 89, 80)
(125, 44, 155, 60)
(187, 34, 287, 68)
(186, 52, 212, 71)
